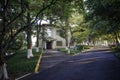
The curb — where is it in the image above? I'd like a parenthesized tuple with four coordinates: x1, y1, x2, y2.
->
(34, 50, 43, 73)
(15, 73, 31, 80)
(15, 50, 43, 80)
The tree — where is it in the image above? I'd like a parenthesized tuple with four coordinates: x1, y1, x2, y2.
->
(0, 0, 26, 79)
(85, 0, 120, 47)
(0, 0, 57, 79)
(35, 20, 42, 52)
(26, 11, 34, 59)
(46, 0, 84, 53)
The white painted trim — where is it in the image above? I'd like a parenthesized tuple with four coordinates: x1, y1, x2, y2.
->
(36, 47, 39, 52)
(15, 73, 31, 80)
(27, 49, 34, 59)
(0, 63, 9, 79)
(3, 63, 9, 79)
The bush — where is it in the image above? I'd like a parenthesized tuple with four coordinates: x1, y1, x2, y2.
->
(57, 45, 90, 55)
(83, 45, 90, 49)
(109, 44, 116, 49)
(76, 45, 90, 51)
(77, 45, 84, 51)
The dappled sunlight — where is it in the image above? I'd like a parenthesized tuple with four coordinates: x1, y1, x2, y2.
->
(102, 50, 112, 53)
(68, 57, 104, 65)
(91, 50, 112, 54)
(42, 60, 64, 63)
(43, 55, 63, 58)
(1, 0, 120, 79)
(77, 60, 95, 64)
(69, 59, 95, 64)
(45, 50, 59, 53)
(80, 57, 103, 61)
(81, 49, 112, 56)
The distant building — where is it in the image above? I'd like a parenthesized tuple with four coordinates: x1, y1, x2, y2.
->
(39, 25, 73, 49)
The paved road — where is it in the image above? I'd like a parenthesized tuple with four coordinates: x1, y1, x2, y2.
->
(22, 49, 120, 80)
(38, 50, 71, 72)
(20, 49, 71, 80)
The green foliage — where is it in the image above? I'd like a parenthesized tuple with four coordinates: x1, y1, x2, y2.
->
(69, 49, 80, 55)
(8, 33, 25, 51)
(57, 45, 90, 55)
(113, 47, 120, 59)
(85, 0, 120, 28)
(57, 48, 80, 55)
(83, 0, 120, 45)
(109, 44, 116, 49)
(76, 45, 89, 50)
(72, 24, 90, 43)
(87, 0, 120, 21)
(6, 49, 41, 79)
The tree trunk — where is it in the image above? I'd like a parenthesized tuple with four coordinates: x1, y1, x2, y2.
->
(0, 1, 9, 79)
(114, 32, 119, 48)
(35, 24, 41, 52)
(35, 32, 40, 52)
(36, 29, 39, 52)
(0, 63, 9, 80)
(65, 34, 70, 54)
(65, 38, 68, 50)
(36, 47, 39, 53)
(26, 12, 33, 59)
(0, 50, 9, 80)
(26, 29, 33, 58)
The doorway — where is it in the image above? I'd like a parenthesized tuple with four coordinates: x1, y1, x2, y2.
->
(46, 41, 52, 49)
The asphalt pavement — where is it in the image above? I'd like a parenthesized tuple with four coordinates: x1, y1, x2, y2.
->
(21, 48, 120, 80)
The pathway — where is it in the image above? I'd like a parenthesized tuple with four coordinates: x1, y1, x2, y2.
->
(21, 48, 120, 80)
(20, 49, 71, 80)
(38, 49, 71, 72)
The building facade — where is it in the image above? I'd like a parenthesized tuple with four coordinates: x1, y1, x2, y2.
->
(39, 26, 72, 49)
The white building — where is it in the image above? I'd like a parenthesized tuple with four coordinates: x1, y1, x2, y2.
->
(38, 25, 73, 49)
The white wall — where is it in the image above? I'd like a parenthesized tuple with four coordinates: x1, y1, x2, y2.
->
(38, 27, 73, 49)
(51, 28, 66, 49)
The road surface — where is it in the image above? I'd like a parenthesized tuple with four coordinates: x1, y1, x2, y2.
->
(22, 49, 120, 80)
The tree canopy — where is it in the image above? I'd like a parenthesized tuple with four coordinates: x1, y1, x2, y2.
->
(0, 0, 120, 79)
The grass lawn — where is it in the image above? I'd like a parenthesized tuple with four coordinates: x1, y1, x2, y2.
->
(6, 49, 41, 79)
(57, 45, 90, 55)
(70, 49, 81, 55)
(57, 48, 81, 55)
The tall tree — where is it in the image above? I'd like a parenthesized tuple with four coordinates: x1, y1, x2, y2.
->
(44, 0, 85, 53)
(85, 0, 120, 47)
(35, 19, 42, 52)
(26, 11, 34, 58)
(0, 0, 57, 79)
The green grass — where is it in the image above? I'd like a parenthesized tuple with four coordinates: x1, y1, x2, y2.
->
(57, 48, 81, 55)
(70, 49, 80, 55)
(57, 45, 90, 55)
(6, 49, 41, 79)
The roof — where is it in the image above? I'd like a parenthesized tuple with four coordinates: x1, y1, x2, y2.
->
(45, 37, 56, 42)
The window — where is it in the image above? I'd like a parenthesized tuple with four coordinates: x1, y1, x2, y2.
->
(56, 41, 62, 46)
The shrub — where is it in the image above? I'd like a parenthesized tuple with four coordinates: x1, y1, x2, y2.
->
(76, 45, 89, 51)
